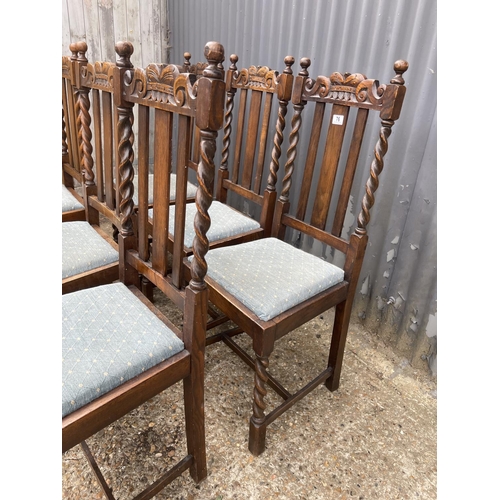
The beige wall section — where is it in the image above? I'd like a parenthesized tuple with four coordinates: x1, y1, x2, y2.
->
(61, 0, 170, 67)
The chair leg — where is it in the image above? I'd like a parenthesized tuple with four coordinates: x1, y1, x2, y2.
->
(249, 353, 270, 456)
(325, 300, 352, 392)
(141, 276, 154, 302)
(183, 287, 208, 483)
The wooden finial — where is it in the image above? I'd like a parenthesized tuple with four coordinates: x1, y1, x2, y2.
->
(184, 52, 191, 65)
(203, 41, 225, 79)
(75, 41, 88, 62)
(283, 56, 295, 74)
(229, 54, 238, 71)
(391, 60, 409, 85)
(299, 57, 311, 77)
(115, 41, 134, 68)
(69, 42, 78, 60)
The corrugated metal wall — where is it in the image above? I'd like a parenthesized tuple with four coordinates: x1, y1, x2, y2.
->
(61, 0, 437, 374)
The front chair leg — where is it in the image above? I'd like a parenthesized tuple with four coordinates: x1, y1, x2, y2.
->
(249, 354, 269, 456)
(325, 300, 351, 392)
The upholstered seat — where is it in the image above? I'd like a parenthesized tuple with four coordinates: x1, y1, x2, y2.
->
(197, 238, 345, 321)
(62, 221, 119, 279)
(62, 185, 84, 213)
(62, 282, 185, 417)
(160, 201, 261, 249)
(132, 174, 198, 205)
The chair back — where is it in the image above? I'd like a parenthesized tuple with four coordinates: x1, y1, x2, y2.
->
(117, 42, 226, 294)
(62, 43, 86, 208)
(272, 58, 408, 274)
(216, 55, 295, 235)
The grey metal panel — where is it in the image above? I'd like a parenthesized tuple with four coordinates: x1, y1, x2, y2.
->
(168, 0, 437, 372)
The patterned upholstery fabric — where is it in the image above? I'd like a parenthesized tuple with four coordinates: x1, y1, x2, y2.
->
(149, 201, 261, 248)
(62, 282, 185, 417)
(62, 185, 84, 212)
(132, 174, 198, 205)
(62, 221, 119, 279)
(193, 238, 345, 321)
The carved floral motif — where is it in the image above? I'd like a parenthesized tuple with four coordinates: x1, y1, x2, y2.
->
(81, 61, 115, 91)
(124, 64, 198, 109)
(303, 71, 386, 106)
(233, 65, 279, 92)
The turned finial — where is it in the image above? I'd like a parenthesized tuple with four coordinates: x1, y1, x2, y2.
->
(69, 43, 78, 60)
(115, 41, 134, 68)
(203, 41, 225, 79)
(75, 41, 87, 58)
(229, 54, 238, 71)
(391, 60, 409, 85)
(299, 57, 311, 77)
(283, 56, 295, 74)
(184, 52, 191, 65)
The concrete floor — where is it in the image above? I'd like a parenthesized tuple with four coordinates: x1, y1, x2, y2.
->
(62, 288, 437, 499)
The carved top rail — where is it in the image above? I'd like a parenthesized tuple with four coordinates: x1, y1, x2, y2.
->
(230, 62, 280, 93)
(122, 62, 199, 116)
(293, 60, 408, 115)
(81, 61, 116, 92)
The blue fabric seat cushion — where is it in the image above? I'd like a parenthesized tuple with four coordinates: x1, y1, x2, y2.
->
(62, 221, 119, 279)
(62, 185, 84, 212)
(132, 174, 197, 205)
(62, 282, 185, 417)
(148, 201, 261, 249)
(193, 237, 345, 321)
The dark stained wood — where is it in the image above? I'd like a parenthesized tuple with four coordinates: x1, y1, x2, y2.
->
(190, 57, 409, 456)
(310, 104, 349, 230)
(63, 40, 227, 497)
(151, 109, 173, 276)
(62, 45, 86, 222)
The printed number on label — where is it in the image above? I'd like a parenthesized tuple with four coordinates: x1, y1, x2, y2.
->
(332, 114, 344, 126)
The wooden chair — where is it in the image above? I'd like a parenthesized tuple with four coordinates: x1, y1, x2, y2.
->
(62, 42, 86, 222)
(160, 54, 295, 259)
(62, 42, 120, 295)
(187, 58, 409, 455)
(73, 43, 200, 241)
(62, 40, 226, 498)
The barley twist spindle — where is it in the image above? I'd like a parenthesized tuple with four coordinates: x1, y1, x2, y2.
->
(76, 88, 94, 185)
(62, 108, 68, 156)
(115, 41, 135, 237)
(220, 54, 238, 173)
(251, 355, 269, 425)
(190, 41, 225, 290)
(279, 57, 309, 202)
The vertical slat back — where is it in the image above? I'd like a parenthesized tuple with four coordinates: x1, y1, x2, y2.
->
(117, 42, 226, 302)
(276, 58, 409, 251)
(253, 92, 274, 194)
(310, 104, 350, 230)
(62, 78, 79, 178)
(241, 90, 263, 189)
(171, 114, 191, 288)
(91, 88, 104, 201)
(151, 109, 173, 277)
(137, 104, 150, 261)
(295, 101, 326, 221)
(103, 91, 115, 210)
(216, 56, 294, 232)
(62, 53, 81, 185)
(331, 108, 369, 237)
